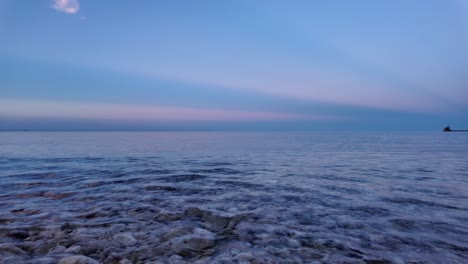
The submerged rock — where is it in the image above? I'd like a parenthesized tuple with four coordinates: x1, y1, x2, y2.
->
(161, 226, 194, 242)
(170, 228, 216, 257)
(0, 256, 26, 264)
(49, 245, 66, 254)
(102, 251, 133, 264)
(154, 209, 184, 222)
(58, 255, 99, 264)
(113, 233, 137, 247)
(5, 230, 29, 240)
(0, 243, 28, 256)
(168, 254, 187, 264)
(65, 245, 81, 254)
(29, 257, 57, 264)
(185, 207, 244, 232)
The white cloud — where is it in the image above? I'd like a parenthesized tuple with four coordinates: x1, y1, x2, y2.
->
(51, 0, 79, 14)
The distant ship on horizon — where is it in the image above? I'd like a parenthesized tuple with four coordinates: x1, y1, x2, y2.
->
(443, 126, 468, 132)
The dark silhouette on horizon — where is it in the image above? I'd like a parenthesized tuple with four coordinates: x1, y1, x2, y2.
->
(443, 126, 468, 132)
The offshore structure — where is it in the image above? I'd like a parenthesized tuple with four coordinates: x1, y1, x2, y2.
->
(443, 126, 468, 132)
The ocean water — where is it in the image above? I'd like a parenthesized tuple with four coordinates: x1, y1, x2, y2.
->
(0, 132, 467, 264)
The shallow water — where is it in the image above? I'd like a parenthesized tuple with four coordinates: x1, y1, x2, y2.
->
(0, 132, 467, 263)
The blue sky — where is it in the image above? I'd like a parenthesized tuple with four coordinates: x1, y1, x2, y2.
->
(1, 0, 467, 130)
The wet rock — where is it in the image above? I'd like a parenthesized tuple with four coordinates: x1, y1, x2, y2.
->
(170, 228, 216, 257)
(0, 256, 25, 264)
(79, 211, 108, 219)
(49, 245, 66, 254)
(282, 256, 304, 264)
(15, 242, 35, 254)
(34, 242, 57, 254)
(296, 248, 323, 260)
(389, 218, 417, 230)
(185, 207, 205, 218)
(61, 223, 79, 232)
(285, 238, 302, 248)
(79, 242, 104, 256)
(24, 209, 42, 215)
(0, 218, 15, 224)
(113, 233, 137, 247)
(60, 239, 81, 248)
(161, 226, 194, 242)
(101, 252, 128, 264)
(65, 245, 82, 254)
(58, 255, 99, 264)
(124, 249, 145, 263)
(204, 214, 232, 232)
(72, 228, 102, 242)
(154, 209, 184, 222)
(128, 205, 158, 217)
(117, 259, 132, 264)
(168, 254, 187, 264)
(185, 207, 243, 232)
(100, 246, 122, 262)
(6, 230, 29, 240)
(216, 240, 252, 254)
(30, 257, 57, 264)
(106, 249, 140, 264)
(0, 243, 28, 256)
(235, 252, 255, 261)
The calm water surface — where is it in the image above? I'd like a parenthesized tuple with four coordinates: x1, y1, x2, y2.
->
(0, 132, 467, 263)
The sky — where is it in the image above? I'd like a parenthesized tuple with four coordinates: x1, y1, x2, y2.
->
(1, 0, 467, 131)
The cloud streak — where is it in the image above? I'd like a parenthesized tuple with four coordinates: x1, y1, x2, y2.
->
(0, 99, 325, 122)
(51, 0, 79, 14)
(126, 61, 449, 114)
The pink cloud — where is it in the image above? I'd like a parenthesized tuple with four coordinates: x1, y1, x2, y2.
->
(0, 99, 328, 121)
(126, 62, 448, 114)
(51, 0, 79, 14)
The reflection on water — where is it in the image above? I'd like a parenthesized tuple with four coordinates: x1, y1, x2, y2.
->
(0, 132, 467, 263)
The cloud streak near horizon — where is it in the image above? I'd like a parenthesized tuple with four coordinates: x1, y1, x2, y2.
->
(0, 99, 319, 122)
(1, 0, 467, 130)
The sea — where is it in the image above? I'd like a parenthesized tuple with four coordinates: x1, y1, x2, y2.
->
(0, 132, 467, 264)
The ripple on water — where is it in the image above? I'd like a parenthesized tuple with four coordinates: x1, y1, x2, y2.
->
(159, 174, 207, 183)
(0, 132, 467, 263)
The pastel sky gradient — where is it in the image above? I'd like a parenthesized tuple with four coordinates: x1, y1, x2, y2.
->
(1, 0, 467, 130)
